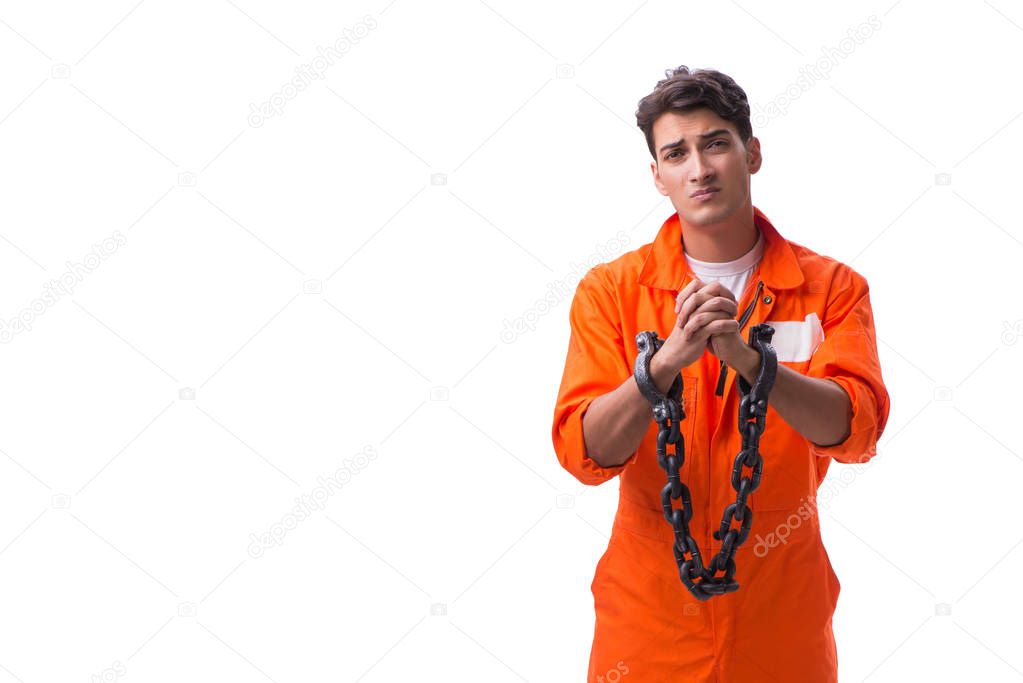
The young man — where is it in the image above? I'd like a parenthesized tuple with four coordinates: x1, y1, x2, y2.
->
(551, 65, 890, 682)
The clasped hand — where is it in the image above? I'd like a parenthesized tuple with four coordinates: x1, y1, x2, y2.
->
(661, 278, 749, 370)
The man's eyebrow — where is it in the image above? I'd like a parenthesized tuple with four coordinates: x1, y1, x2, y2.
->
(658, 129, 731, 154)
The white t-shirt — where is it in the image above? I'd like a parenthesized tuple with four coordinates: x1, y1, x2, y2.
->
(683, 227, 764, 301)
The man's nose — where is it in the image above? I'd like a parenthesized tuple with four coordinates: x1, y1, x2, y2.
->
(689, 154, 714, 184)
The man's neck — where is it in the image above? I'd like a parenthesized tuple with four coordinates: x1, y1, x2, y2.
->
(679, 209, 759, 263)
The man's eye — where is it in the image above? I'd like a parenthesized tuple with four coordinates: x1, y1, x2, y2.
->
(667, 141, 726, 159)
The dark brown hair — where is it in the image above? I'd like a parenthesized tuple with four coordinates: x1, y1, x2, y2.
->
(636, 65, 752, 160)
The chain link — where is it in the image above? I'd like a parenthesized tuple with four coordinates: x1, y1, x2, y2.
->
(633, 324, 778, 601)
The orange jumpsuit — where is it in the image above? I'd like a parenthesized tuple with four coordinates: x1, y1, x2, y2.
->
(552, 206, 891, 682)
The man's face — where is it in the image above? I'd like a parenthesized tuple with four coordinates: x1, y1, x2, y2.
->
(649, 108, 761, 227)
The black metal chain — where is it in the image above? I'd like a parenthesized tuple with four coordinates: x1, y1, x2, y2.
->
(633, 324, 778, 601)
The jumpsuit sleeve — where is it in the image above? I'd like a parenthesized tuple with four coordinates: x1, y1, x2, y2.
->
(805, 265, 891, 464)
(551, 265, 638, 486)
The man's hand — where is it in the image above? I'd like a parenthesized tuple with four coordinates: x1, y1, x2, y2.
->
(675, 279, 748, 368)
(654, 279, 737, 373)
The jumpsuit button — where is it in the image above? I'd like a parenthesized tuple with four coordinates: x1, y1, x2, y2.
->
(762, 295, 773, 304)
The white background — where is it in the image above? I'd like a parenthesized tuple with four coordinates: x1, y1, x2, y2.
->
(0, 1, 1020, 681)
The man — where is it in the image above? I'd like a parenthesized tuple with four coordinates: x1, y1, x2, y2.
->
(551, 65, 890, 681)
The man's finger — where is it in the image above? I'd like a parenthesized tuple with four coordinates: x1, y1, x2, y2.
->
(700, 280, 737, 303)
(674, 278, 702, 314)
(692, 295, 739, 317)
(677, 282, 709, 320)
(682, 309, 730, 340)
(678, 286, 725, 324)
(677, 278, 735, 316)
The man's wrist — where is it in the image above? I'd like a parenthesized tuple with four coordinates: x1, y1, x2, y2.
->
(732, 343, 761, 382)
(650, 350, 680, 392)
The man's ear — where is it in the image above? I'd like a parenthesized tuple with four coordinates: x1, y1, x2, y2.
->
(747, 136, 763, 174)
(650, 160, 668, 196)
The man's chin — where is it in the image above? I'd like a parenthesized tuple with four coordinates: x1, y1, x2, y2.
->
(677, 202, 730, 227)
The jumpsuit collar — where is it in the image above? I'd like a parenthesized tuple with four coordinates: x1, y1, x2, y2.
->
(637, 205, 806, 292)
